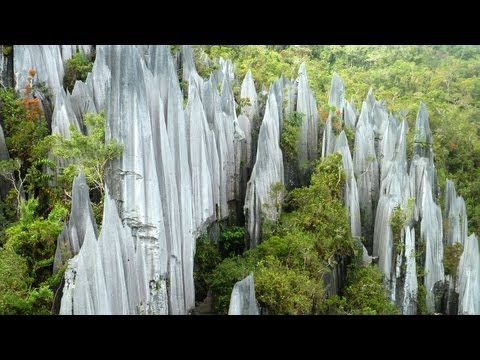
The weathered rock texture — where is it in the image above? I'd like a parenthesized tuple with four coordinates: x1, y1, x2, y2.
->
(228, 273, 260, 315)
(3, 45, 476, 315)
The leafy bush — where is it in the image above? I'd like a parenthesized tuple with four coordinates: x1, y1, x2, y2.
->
(0, 248, 53, 314)
(280, 112, 304, 162)
(443, 242, 464, 276)
(209, 154, 356, 314)
(255, 255, 324, 314)
(209, 251, 257, 314)
(4, 198, 67, 284)
(0, 88, 49, 167)
(51, 112, 123, 199)
(0, 248, 31, 314)
(219, 226, 245, 258)
(193, 236, 222, 302)
(1, 45, 12, 57)
(338, 265, 399, 315)
(417, 283, 427, 315)
(63, 51, 93, 92)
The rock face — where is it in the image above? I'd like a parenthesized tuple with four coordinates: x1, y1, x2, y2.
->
(353, 101, 379, 252)
(53, 171, 98, 274)
(296, 63, 318, 169)
(240, 70, 258, 122)
(457, 234, 480, 314)
(2, 45, 474, 315)
(228, 273, 260, 315)
(328, 72, 345, 111)
(244, 86, 284, 248)
(14, 45, 91, 102)
(0, 46, 14, 89)
(53, 45, 251, 314)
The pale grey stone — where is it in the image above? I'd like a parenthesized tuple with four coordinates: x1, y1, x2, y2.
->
(228, 273, 259, 315)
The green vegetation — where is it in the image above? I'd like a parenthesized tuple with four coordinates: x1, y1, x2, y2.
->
(280, 111, 304, 162)
(443, 242, 464, 276)
(206, 154, 391, 314)
(390, 199, 414, 255)
(417, 283, 427, 315)
(0, 73, 121, 313)
(0, 81, 54, 218)
(331, 109, 344, 136)
(63, 51, 94, 92)
(193, 236, 222, 302)
(4, 198, 67, 284)
(341, 265, 398, 314)
(255, 255, 324, 314)
(218, 226, 245, 258)
(0, 197, 66, 314)
(209, 251, 258, 313)
(327, 265, 399, 315)
(196, 45, 480, 235)
(390, 206, 406, 255)
(0, 247, 52, 315)
(51, 112, 123, 199)
(2, 45, 12, 57)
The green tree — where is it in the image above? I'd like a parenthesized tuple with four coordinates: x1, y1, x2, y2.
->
(280, 112, 304, 162)
(63, 51, 94, 92)
(4, 198, 68, 285)
(51, 112, 123, 198)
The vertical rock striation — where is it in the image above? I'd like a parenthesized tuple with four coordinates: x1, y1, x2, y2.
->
(228, 273, 260, 315)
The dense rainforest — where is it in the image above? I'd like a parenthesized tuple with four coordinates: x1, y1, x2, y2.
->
(0, 45, 478, 315)
(196, 45, 480, 234)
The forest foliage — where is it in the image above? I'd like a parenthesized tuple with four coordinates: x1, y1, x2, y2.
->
(0, 72, 121, 313)
(195, 45, 480, 234)
(2, 45, 480, 314)
(201, 154, 395, 314)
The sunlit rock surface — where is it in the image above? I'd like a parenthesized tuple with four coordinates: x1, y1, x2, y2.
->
(457, 234, 480, 314)
(296, 63, 318, 166)
(53, 171, 97, 273)
(6, 45, 474, 315)
(228, 273, 259, 315)
(353, 101, 379, 252)
(244, 87, 284, 248)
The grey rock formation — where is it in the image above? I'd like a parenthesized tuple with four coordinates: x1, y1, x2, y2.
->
(57, 45, 248, 314)
(373, 104, 411, 303)
(335, 131, 369, 263)
(414, 102, 433, 160)
(354, 101, 379, 251)
(335, 131, 361, 239)
(420, 177, 444, 313)
(457, 233, 480, 314)
(321, 114, 335, 158)
(104, 45, 170, 314)
(0, 46, 14, 88)
(344, 100, 357, 129)
(328, 72, 345, 111)
(240, 70, 258, 121)
(39, 45, 477, 315)
(51, 88, 83, 138)
(219, 57, 235, 83)
(53, 171, 97, 274)
(444, 179, 468, 247)
(228, 273, 260, 315)
(60, 45, 92, 64)
(14, 46, 65, 101)
(296, 63, 319, 165)
(402, 226, 417, 315)
(60, 217, 110, 315)
(245, 87, 284, 248)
